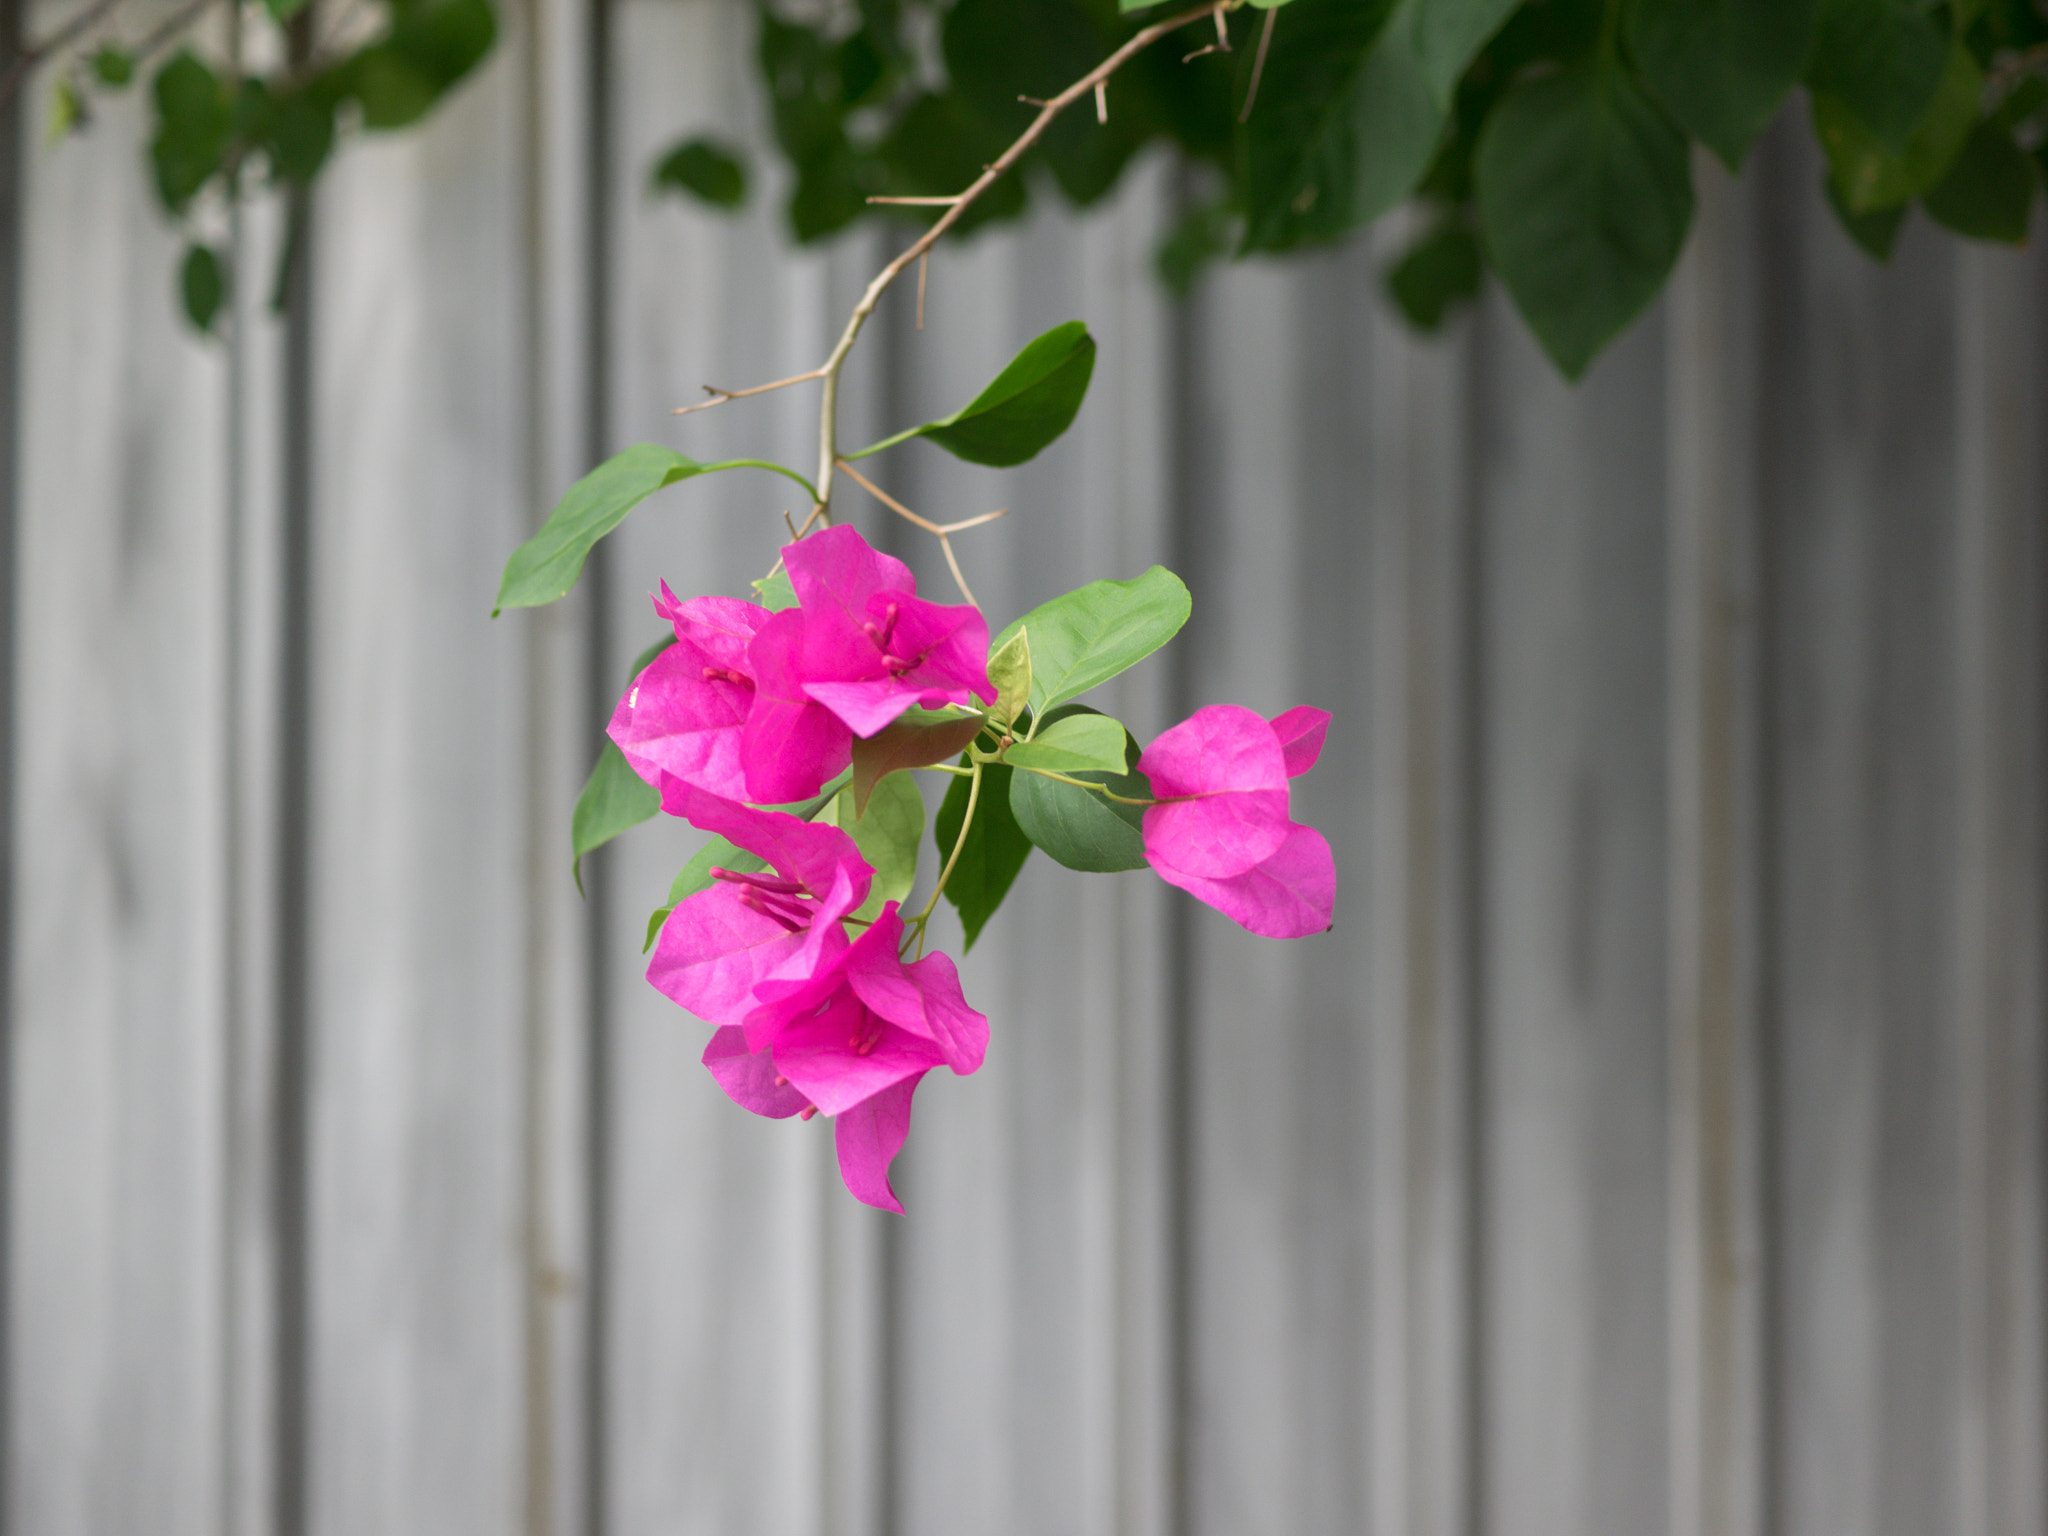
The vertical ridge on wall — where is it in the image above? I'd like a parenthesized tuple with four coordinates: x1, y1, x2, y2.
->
(0, 0, 20, 1523)
(1664, 152, 1765, 1536)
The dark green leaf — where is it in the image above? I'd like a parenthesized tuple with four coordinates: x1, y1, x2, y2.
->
(934, 762, 1031, 949)
(1922, 120, 2038, 242)
(1806, 0, 1951, 145)
(342, 0, 497, 130)
(180, 244, 226, 334)
(496, 445, 811, 614)
(1825, 172, 1910, 257)
(263, 0, 312, 19)
(1237, 0, 1440, 253)
(991, 566, 1191, 714)
(571, 738, 661, 895)
(850, 321, 1097, 468)
(92, 47, 134, 87)
(1405, 0, 1522, 104)
(652, 136, 748, 208)
(1628, 0, 1821, 168)
(264, 90, 336, 184)
(1475, 61, 1694, 379)
(151, 52, 234, 214)
(1385, 218, 1483, 329)
(1009, 763, 1151, 872)
(873, 92, 1027, 236)
(1814, 42, 1981, 211)
(1155, 196, 1235, 294)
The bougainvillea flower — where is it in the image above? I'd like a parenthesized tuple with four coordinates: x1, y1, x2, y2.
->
(1138, 704, 1335, 939)
(608, 584, 769, 805)
(706, 903, 988, 1212)
(739, 607, 855, 803)
(647, 787, 873, 1025)
(780, 524, 997, 736)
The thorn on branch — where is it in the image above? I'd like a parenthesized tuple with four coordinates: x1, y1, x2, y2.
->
(917, 251, 928, 331)
(1094, 80, 1108, 124)
(671, 366, 826, 415)
(1017, 94, 1048, 107)
(866, 194, 963, 206)
(1183, 8, 1231, 63)
(1239, 7, 1276, 122)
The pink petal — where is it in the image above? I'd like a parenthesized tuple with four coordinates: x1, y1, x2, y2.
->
(647, 886, 811, 1024)
(743, 609, 853, 802)
(783, 524, 917, 618)
(833, 1071, 926, 1214)
(1269, 706, 1331, 778)
(1149, 822, 1335, 938)
(702, 1027, 811, 1118)
(608, 628, 759, 803)
(664, 784, 872, 909)
(1138, 705, 1293, 877)
(769, 990, 945, 1116)
(846, 947, 989, 1076)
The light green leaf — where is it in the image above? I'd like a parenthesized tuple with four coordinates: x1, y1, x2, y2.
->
(572, 739, 661, 896)
(987, 629, 1032, 729)
(1407, 0, 1520, 106)
(1237, 0, 1439, 254)
(830, 773, 922, 920)
(495, 444, 815, 614)
(753, 566, 798, 610)
(934, 762, 1031, 950)
(1475, 61, 1694, 379)
(848, 322, 1096, 468)
(990, 566, 1190, 715)
(1628, 0, 1820, 169)
(1814, 42, 1980, 213)
(1009, 765, 1151, 873)
(1004, 712, 1128, 775)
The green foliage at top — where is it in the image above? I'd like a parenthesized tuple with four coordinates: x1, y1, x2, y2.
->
(666, 0, 2048, 379)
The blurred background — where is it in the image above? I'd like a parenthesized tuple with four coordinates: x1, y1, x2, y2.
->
(3, 0, 2044, 1533)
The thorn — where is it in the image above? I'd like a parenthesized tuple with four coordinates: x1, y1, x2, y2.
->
(1240, 7, 1276, 122)
(1017, 94, 1047, 107)
(1094, 79, 1108, 124)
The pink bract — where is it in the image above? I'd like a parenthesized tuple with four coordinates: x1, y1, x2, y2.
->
(647, 787, 872, 1027)
(782, 525, 996, 736)
(608, 585, 768, 806)
(1138, 704, 1335, 939)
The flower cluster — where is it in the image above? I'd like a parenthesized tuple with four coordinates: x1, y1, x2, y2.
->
(617, 524, 1334, 1212)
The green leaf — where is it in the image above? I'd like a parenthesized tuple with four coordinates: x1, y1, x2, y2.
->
(342, 0, 497, 130)
(652, 136, 748, 208)
(934, 762, 1031, 949)
(1628, 0, 1820, 168)
(848, 322, 1096, 468)
(1825, 173, 1910, 258)
(571, 738, 661, 896)
(1814, 42, 1981, 212)
(150, 52, 235, 214)
(1921, 121, 2039, 243)
(1475, 61, 1694, 379)
(1009, 763, 1151, 873)
(263, 90, 337, 184)
(263, 0, 312, 19)
(753, 566, 798, 611)
(643, 776, 847, 950)
(1406, 0, 1521, 105)
(992, 566, 1190, 715)
(495, 445, 812, 614)
(1805, 0, 1951, 146)
(850, 710, 985, 815)
(830, 773, 922, 921)
(1004, 711, 1129, 774)
(92, 47, 134, 87)
(987, 628, 1031, 730)
(180, 244, 226, 334)
(1237, 0, 1440, 254)
(1385, 218, 1483, 330)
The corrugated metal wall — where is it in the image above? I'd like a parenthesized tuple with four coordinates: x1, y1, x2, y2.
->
(3, 1, 2042, 1533)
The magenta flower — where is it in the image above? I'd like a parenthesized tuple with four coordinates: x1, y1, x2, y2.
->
(647, 786, 873, 1025)
(1137, 704, 1335, 939)
(608, 584, 770, 807)
(701, 904, 989, 1212)
(779, 524, 997, 736)
(736, 606, 855, 804)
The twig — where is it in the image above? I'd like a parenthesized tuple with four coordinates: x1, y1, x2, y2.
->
(866, 194, 963, 205)
(834, 458, 1007, 608)
(1240, 7, 1275, 122)
(672, 367, 826, 416)
(0, 0, 127, 105)
(1184, 7, 1231, 62)
(916, 250, 928, 330)
(1094, 80, 1108, 123)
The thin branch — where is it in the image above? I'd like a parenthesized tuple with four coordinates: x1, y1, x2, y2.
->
(916, 250, 927, 330)
(1094, 79, 1108, 123)
(807, 0, 1234, 509)
(834, 459, 1007, 608)
(866, 194, 963, 206)
(0, 0, 127, 105)
(672, 367, 826, 416)
(1239, 6, 1275, 122)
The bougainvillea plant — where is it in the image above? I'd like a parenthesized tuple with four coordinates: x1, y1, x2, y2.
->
(494, 0, 1334, 1212)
